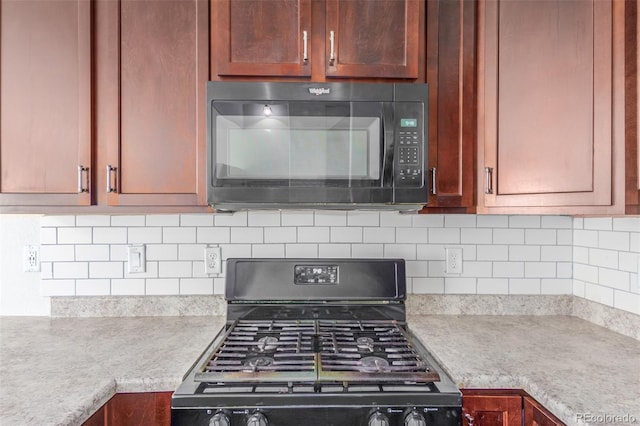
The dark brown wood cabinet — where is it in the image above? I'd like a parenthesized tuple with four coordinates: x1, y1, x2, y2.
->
(424, 0, 476, 211)
(0, 0, 91, 207)
(82, 392, 172, 426)
(626, 0, 640, 214)
(476, 0, 626, 214)
(462, 390, 566, 426)
(463, 393, 522, 426)
(211, 0, 424, 81)
(95, 0, 209, 207)
(523, 397, 564, 426)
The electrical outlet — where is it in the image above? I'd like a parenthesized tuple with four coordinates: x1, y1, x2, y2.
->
(127, 244, 146, 273)
(204, 246, 222, 274)
(24, 245, 40, 272)
(445, 247, 463, 274)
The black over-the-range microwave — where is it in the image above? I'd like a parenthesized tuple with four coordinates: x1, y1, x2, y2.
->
(206, 81, 428, 211)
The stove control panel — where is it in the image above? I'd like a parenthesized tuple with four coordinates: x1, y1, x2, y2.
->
(294, 264, 338, 285)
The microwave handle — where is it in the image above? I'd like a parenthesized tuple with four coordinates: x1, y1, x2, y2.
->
(381, 103, 395, 185)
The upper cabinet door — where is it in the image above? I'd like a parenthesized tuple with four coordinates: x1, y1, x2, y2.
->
(0, 0, 91, 207)
(325, 0, 420, 79)
(97, 0, 208, 206)
(477, 0, 625, 213)
(212, 0, 312, 77)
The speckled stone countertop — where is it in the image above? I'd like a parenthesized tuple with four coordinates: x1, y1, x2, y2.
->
(407, 315, 640, 426)
(1, 315, 639, 426)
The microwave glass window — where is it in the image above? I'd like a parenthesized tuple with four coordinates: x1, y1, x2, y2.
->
(215, 112, 381, 180)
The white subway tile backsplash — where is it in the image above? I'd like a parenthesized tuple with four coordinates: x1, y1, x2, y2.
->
(298, 227, 330, 243)
(598, 231, 630, 251)
(509, 245, 540, 262)
(40, 227, 57, 245)
(351, 244, 384, 258)
(146, 278, 180, 295)
(76, 279, 110, 296)
(380, 211, 412, 227)
(525, 229, 556, 245)
(158, 261, 192, 278)
(146, 214, 180, 226)
(477, 278, 509, 294)
(314, 211, 347, 227)
(476, 215, 509, 228)
(111, 279, 145, 295)
(445, 278, 476, 294)
(180, 278, 214, 295)
(509, 278, 541, 294)
(230, 228, 263, 244)
(128, 227, 162, 244)
(54, 262, 88, 279)
(347, 211, 380, 227)
(75, 245, 110, 262)
(58, 228, 92, 244)
(178, 244, 205, 261)
(285, 244, 317, 258)
(509, 215, 540, 228)
(248, 211, 281, 227)
(197, 227, 230, 244)
(163, 227, 196, 244)
(76, 215, 110, 227)
(41, 245, 75, 262)
(396, 228, 428, 244)
(281, 211, 314, 226)
(264, 227, 296, 243)
(584, 217, 612, 231)
(252, 244, 286, 258)
(330, 227, 362, 243)
(363, 227, 395, 243)
(614, 290, 640, 314)
(34, 213, 639, 318)
(412, 214, 444, 228)
(461, 228, 492, 244)
(180, 214, 214, 227)
(428, 228, 459, 244)
(147, 244, 178, 261)
(214, 211, 247, 227)
(444, 215, 476, 228)
(111, 215, 145, 227)
(318, 244, 350, 258)
(89, 262, 123, 279)
(588, 248, 618, 269)
(41, 215, 75, 227)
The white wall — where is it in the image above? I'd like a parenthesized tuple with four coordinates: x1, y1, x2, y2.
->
(0, 215, 50, 316)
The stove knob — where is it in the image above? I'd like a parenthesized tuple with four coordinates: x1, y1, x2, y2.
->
(247, 411, 268, 426)
(209, 412, 230, 426)
(404, 410, 427, 426)
(368, 411, 390, 426)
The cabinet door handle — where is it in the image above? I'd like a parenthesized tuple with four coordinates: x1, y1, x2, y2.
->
(430, 167, 437, 195)
(77, 165, 89, 193)
(484, 167, 494, 194)
(302, 30, 308, 62)
(106, 165, 117, 193)
(464, 413, 475, 426)
(329, 30, 335, 65)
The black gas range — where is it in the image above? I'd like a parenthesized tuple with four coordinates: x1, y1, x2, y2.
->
(172, 258, 462, 426)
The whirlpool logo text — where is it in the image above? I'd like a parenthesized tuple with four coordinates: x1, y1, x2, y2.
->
(308, 87, 331, 96)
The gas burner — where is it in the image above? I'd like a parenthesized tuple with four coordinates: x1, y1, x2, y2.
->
(356, 337, 375, 352)
(359, 356, 390, 372)
(244, 356, 274, 371)
(255, 336, 278, 352)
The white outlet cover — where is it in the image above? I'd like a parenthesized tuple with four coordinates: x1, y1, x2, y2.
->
(205, 246, 222, 274)
(445, 247, 463, 274)
(127, 244, 146, 273)
(23, 245, 40, 272)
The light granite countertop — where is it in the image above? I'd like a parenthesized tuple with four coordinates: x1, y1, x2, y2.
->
(1, 315, 638, 426)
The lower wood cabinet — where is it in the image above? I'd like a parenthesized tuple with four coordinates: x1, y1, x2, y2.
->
(462, 389, 565, 426)
(82, 392, 172, 426)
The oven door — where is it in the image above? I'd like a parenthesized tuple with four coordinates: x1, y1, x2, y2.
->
(207, 100, 397, 209)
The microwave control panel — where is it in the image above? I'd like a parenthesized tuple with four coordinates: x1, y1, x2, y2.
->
(395, 109, 424, 187)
